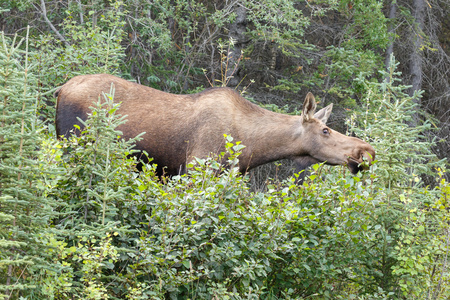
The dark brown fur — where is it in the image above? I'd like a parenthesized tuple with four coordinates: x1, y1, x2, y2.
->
(55, 74, 375, 177)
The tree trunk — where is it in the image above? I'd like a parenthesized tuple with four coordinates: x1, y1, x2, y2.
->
(384, 0, 397, 71)
(409, 0, 425, 98)
(226, 5, 247, 87)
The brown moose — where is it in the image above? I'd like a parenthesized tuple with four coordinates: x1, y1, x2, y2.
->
(55, 74, 375, 178)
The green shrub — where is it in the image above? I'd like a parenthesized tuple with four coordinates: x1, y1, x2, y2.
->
(2, 30, 447, 298)
(41, 87, 143, 298)
(0, 29, 58, 299)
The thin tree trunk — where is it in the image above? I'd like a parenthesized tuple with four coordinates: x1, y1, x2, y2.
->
(385, 0, 397, 71)
(409, 0, 425, 98)
(226, 5, 247, 87)
(408, 0, 427, 128)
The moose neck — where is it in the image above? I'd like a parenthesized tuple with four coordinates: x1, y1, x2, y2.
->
(238, 110, 303, 172)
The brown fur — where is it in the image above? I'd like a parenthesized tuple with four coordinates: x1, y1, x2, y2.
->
(55, 74, 375, 176)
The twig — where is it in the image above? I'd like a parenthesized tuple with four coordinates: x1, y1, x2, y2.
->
(38, 0, 69, 46)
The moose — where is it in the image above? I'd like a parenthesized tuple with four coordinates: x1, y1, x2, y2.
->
(55, 74, 375, 178)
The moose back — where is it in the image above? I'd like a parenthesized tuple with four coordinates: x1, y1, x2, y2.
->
(55, 74, 375, 177)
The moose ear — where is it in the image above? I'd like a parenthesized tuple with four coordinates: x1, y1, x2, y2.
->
(301, 92, 317, 122)
(314, 103, 333, 124)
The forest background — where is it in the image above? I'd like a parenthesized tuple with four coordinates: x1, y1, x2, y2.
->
(0, 0, 449, 299)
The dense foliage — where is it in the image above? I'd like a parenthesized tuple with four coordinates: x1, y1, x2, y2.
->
(0, 0, 449, 299)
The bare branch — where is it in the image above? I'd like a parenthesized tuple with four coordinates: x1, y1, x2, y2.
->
(39, 0, 69, 46)
(77, 0, 84, 24)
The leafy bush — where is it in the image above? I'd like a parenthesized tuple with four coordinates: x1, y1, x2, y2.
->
(1, 26, 448, 299)
(40, 87, 143, 298)
(36, 61, 448, 298)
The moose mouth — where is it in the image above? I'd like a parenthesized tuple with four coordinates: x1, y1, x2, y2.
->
(347, 158, 364, 174)
(347, 154, 373, 174)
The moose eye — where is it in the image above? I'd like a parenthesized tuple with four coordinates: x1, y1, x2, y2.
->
(322, 128, 329, 135)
